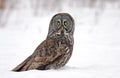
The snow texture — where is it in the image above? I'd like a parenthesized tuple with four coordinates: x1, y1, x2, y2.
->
(0, 0, 120, 78)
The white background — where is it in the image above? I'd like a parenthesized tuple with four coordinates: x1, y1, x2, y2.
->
(0, 0, 120, 78)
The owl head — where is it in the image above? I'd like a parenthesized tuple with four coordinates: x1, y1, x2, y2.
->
(47, 13, 75, 38)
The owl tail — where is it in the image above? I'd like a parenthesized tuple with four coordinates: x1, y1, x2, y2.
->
(12, 56, 32, 72)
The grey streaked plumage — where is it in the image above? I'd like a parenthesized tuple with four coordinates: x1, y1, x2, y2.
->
(12, 13, 75, 72)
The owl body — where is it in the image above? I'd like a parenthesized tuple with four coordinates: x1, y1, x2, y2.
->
(36, 36, 73, 70)
(12, 13, 74, 71)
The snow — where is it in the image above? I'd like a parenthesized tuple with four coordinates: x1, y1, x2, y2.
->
(0, 1, 120, 78)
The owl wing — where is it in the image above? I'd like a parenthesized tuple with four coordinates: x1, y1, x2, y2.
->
(12, 38, 66, 72)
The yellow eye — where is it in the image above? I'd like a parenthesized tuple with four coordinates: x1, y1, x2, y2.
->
(57, 21, 60, 26)
(64, 21, 67, 26)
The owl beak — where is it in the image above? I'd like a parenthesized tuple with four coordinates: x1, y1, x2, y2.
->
(61, 25, 64, 31)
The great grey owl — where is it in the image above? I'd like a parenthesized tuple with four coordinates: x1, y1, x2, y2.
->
(12, 13, 75, 72)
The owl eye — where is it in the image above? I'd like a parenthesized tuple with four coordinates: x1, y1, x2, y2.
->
(55, 21, 61, 30)
(57, 21, 60, 26)
(64, 21, 67, 26)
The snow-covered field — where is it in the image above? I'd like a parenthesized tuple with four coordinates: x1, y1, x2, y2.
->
(0, 1, 120, 78)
